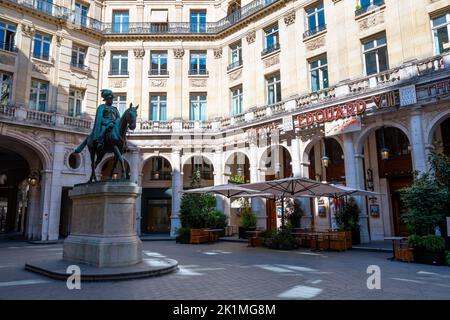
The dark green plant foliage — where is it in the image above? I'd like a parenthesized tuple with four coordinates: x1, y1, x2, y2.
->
(206, 209, 228, 229)
(263, 226, 299, 249)
(229, 175, 249, 184)
(180, 192, 225, 229)
(239, 201, 257, 228)
(408, 234, 446, 252)
(176, 227, 191, 237)
(446, 251, 450, 266)
(400, 152, 450, 236)
(335, 197, 360, 231)
(286, 199, 304, 228)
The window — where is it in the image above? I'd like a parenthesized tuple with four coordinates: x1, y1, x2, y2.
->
(0, 72, 12, 105)
(362, 36, 388, 76)
(33, 33, 51, 61)
(228, 42, 242, 70)
(231, 86, 243, 115)
(110, 52, 128, 75)
(309, 56, 328, 92)
(189, 51, 207, 75)
(266, 73, 281, 105)
(0, 21, 16, 52)
(113, 11, 129, 33)
(112, 94, 127, 115)
(190, 11, 206, 33)
(29, 79, 49, 111)
(150, 51, 168, 75)
(68, 89, 84, 117)
(190, 94, 207, 120)
(150, 10, 168, 32)
(262, 24, 279, 55)
(432, 14, 450, 55)
(356, 0, 385, 16)
(75, 2, 89, 27)
(71, 44, 87, 69)
(150, 94, 167, 121)
(305, 3, 326, 37)
(36, 0, 53, 15)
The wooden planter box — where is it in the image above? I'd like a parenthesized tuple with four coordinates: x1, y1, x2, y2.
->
(345, 231, 352, 249)
(394, 247, 414, 262)
(239, 226, 256, 239)
(190, 228, 209, 244)
(176, 233, 190, 244)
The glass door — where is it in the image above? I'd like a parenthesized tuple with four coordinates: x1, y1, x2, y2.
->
(146, 199, 171, 233)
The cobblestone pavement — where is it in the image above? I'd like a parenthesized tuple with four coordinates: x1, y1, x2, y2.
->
(0, 240, 449, 300)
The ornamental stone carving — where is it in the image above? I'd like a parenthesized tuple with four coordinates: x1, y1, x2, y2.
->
(55, 34, 63, 47)
(0, 52, 15, 66)
(110, 79, 127, 88)
(359, 12, 385, 31)
(228, 69, 242, 81)
(173, 48, 185, 59)
(214, 48, 223, 59)
(246, 31, 256, 44)
(284, 10, 296, 26)
(21, 25, 35, 38)
(263, 54, 280, 68)
(150, 79, 167, 87)
(190, 79, 207, 87)
(306, 36, 326, 51)
(133, 48, 145, 59)
(100, 47, 106, 59)
(32, 62, 51, 74)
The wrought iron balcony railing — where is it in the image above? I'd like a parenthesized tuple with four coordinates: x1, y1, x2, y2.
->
(6, 0, 69, 19)
(0, 41, 17, 53)
(108, 70, 129, 76)
(261, 42, 280, 56)
(188, 69, 209, 76)
(148, 69, 169, 76)
(303, 24, 327, 39)
(227, 60, 243, 71)
(355, 0, 385, 17)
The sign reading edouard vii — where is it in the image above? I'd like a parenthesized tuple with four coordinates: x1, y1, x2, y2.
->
(296, 91, 397, 129)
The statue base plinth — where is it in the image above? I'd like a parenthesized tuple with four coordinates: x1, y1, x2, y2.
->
(63, 180, 142, 267)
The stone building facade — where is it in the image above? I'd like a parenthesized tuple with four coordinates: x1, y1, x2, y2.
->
(0, 0, 449, 242)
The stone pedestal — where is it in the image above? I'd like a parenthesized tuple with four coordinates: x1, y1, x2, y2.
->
(63, 181, 142, 267)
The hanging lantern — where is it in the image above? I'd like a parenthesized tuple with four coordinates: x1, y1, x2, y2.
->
(321, 155, 330, 168)
(380, 147, 390, 161)
(27, 170, 40, 186)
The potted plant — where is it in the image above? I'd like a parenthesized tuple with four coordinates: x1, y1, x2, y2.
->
(400, 152, 450, 265)
(206, 209, 228, 238)
(286, 199, 304, 229)
(238, 200, 257, 239)
(335, 197, 361, 246)
(263, 225, 299, 250)
(175, 227, 191, 244)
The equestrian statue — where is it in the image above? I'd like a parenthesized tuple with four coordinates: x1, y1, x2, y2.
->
(74, 89, 139, 182)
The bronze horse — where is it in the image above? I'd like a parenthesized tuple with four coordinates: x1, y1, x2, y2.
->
(75, 103, 139, 182)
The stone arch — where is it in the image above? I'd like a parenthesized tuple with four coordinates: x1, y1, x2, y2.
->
(425, 109, 450, 147)
(259, 144, 292, 178)
(181, 153, 214, 168)
(140, 154, 174, 174)
(355, 121, 411, 155)
(301, 135, 343, 164)
(224, 151, 250, 182)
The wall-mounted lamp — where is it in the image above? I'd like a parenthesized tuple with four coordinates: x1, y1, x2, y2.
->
(321, 155, 330, 168)
(28, 169, 40, 186)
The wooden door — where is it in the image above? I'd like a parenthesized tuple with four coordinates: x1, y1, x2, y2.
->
(388, 177, 412, 237)
(266, 199, 277, 231)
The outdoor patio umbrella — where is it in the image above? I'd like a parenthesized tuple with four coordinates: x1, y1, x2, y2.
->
(182, 184, 260, 198)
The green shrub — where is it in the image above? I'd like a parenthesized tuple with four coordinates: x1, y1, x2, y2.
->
(335, 197, 360, 231)
(239, 200, 257, 228)
(446, 251, 450, 266)
(408, 234, 446, 253)
(180, 192, 217, 228)
(264, 226, 298, 249)
(287, 200, 304, 228)
(206, 209, 228, 229)
(176, 227, 190, 237)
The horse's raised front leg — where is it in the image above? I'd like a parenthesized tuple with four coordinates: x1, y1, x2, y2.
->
(112, 145, 126, 179)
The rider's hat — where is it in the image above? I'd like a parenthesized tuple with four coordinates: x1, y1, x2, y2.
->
(100, 89, 114, 100)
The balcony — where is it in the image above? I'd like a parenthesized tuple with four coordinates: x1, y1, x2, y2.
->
(108, 70, 129, 76)
(227, 60, 243, 71)
(261, 43, 280, 56)
(188, 69, 209, 76)
(303, 24, 327, 39)
(148, 69, 169, 76)
(67, 12, 103, 33)
(5, 0, 69, 19)
(355, 0, 385, 17)
(70, 62, 89, 72)
(0, 41, 17, 53)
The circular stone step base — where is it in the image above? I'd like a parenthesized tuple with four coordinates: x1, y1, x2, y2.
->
(25, 255, 178, 282)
